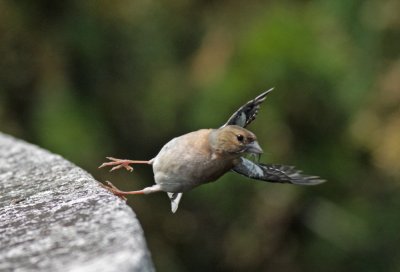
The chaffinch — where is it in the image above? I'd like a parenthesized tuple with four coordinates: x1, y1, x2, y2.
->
(100, 88, 325, 212)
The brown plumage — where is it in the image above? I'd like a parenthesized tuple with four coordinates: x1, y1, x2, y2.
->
(150, 126, 262, 193)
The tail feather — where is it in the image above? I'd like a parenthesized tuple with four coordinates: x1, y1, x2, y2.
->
(167, 192, 183, 213)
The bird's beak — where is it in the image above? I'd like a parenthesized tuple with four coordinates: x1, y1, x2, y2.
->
(245, 141, 263, 154)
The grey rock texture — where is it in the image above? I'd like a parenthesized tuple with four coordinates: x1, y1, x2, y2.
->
(0, 132, 155, 272)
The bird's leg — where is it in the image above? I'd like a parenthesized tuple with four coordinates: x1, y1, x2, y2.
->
(99, 157, 151, 172)
(100, 181, 127, 201)
(102, 181, 162, 199)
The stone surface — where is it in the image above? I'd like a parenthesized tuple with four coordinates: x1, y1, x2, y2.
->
(0, 132, 155, 272)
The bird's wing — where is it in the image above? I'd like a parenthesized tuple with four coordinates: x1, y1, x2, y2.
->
(221, 88, 274, 128)
(232, 157, 325, 185)
(167, 192, 183, 213)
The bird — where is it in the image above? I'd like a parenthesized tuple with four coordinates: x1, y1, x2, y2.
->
(99, 88, 325, 213)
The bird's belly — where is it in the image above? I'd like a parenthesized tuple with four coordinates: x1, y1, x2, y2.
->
(152, 146, 232, 192)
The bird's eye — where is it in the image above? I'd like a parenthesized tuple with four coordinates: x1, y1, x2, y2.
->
(236, 134, 244, 142)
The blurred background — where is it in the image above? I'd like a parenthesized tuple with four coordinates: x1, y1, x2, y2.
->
(1, 0, 400, 271)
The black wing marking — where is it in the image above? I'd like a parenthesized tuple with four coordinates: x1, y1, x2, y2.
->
(222, 88, 274, 128)
(232, 157, 326, 185)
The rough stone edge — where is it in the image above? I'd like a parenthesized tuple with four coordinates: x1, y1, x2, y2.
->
(0, 132, 155, 272)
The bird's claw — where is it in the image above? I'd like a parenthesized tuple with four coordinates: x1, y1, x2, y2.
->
(99, 157, 134, 172)
(101, 181, 128, 201)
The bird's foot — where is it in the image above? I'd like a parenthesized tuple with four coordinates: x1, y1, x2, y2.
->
(99, 157, 149, 172)
(101, 180, 149, 200)
(101, 181, 128, 201)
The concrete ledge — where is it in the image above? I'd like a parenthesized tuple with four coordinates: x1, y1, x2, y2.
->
(0, 132, 155, 272)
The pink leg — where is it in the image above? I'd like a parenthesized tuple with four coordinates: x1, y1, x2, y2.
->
(102, 181, 162, 200)
(99, 157, 150, 172)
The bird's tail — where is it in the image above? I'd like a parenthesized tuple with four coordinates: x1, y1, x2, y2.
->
(167, 192, 183, 213)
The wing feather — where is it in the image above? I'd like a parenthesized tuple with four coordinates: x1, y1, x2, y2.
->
(232, 157, 326, 185)
(222, 88, 273, 128)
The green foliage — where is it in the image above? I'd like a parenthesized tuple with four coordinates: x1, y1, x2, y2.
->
(1, 0, 400, 271)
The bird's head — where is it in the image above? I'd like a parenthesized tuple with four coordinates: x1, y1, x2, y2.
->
(210, 125, 263, 155)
